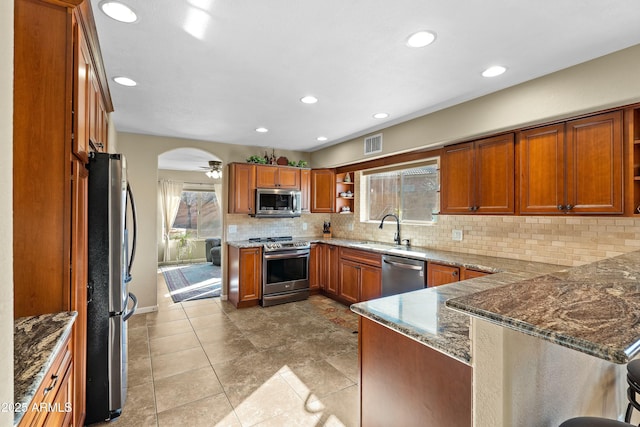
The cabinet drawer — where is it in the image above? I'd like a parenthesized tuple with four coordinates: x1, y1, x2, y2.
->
(340, 247, 382, 267)
(19, 333, 73, 427)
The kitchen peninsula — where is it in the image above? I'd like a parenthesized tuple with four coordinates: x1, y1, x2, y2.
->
(352, 249, 640, 426)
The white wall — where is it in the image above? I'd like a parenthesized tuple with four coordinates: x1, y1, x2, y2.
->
(117, 132, 309, 310)
(0, 1, 14, 426)
(311, 43, 640, 168)
(473, 319, 626, 427)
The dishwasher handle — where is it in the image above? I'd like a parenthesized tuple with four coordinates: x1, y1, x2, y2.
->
(383, 258, 424, 271)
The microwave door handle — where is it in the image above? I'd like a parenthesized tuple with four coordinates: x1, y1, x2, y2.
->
(292, 193, 297, 212)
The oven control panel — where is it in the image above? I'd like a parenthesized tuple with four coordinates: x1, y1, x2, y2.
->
(263, 241, 311, 252)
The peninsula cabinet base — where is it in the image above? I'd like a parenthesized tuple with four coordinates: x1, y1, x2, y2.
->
(359, 317, 471, 427)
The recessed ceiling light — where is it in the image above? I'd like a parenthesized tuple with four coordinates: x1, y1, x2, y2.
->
(482, 65, 507, 77)
(373, 112, 389, 119)
(317, 136, 328, 142)
(100, 1, 138, 23)
(255, 127, 269, 133)
(406, 30, 436, 48)
(300, 96, 318, 104)
(113, 76, 137, 87)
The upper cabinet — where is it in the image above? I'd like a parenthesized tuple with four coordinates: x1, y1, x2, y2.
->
(518, 111, 623, 214)
(300, 168, 311, 212)
(228, 163, 256, 214)
(256, 164, 300, 189)
(441, 134, 515, 214)
(310, 169, 336, 213)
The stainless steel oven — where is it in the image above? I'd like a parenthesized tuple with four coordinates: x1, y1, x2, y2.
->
(262, 240, 310, 307)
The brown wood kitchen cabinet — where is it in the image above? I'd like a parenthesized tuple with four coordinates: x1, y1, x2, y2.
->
(441, 133, 515, 214)
(321, 244, 340, 296)
(427, 262, 460, 287)
(300, 168, 311, 212)
(463, 269, 489, 280)
(256, 164, 300, 189)
(14, 1, 112, 425)
(338, 248, 382, 303)
(308, 243, 321, 291)
(311, 169, 336, 213)
(518, 110, 623, 214)
(228, 163, 256, 214)
(228, 245, 262, 308)
(18, 333, 74, 427)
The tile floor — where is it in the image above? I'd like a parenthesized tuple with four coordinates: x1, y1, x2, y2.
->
(91, 273, 360, 427)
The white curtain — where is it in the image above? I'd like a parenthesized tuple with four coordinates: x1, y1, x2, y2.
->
(213, 183, 223, 236)
(159, 180, 183, 262)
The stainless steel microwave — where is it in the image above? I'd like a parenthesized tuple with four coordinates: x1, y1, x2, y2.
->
(254, 188, 302, 217)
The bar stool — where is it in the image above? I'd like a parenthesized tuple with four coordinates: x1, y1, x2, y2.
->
(559, 417, 632, 427)
(626, 359, 640, 424)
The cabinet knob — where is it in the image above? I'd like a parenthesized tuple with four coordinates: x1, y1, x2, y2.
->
(452, 271, 458, 277)
(557, 205, 565, 211)
(566, 204, 573, 210)
(468, 207, 474, 211)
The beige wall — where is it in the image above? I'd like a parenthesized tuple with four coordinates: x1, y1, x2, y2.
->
(1, 1, 13, 426)
(117, 132, 310, 309)
(311, 43, 640, 168)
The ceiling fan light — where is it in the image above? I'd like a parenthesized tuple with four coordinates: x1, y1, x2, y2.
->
(204, 160, 223, 179)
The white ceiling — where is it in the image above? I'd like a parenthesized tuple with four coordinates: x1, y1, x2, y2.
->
(92, 0, 640, 157)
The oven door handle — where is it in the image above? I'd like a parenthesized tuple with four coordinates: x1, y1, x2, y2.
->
(263, 250, 310, 260)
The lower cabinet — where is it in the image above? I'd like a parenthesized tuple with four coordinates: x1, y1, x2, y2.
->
(228, 245, 262, 308)
(323, 244, 340, 296)
(19, 333, 74, 427)
(427, 262, 460, 287)
(337, 247, 382, 304)
(309, 243, 321, 291)
(464, 269, 489, 280)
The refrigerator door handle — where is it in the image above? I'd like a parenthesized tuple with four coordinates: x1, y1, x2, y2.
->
(125, 182, 138, 282)
(122, 292, 138, 321)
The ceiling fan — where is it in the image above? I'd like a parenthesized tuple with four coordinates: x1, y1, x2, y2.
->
(200, 160, 223, 179)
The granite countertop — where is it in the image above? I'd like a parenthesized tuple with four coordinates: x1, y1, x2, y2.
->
(446, 250, 640, 364)
(14, 311, 76, 426)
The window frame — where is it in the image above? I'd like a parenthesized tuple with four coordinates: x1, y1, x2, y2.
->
(170, 187, 222, 239)
(360, 157, 440, 225)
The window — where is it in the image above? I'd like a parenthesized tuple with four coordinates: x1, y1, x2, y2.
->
(363, 159, 439, 223)
(171, 190, 222, 238)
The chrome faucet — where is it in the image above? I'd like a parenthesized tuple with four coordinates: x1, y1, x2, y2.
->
(379, 214, 401, 245)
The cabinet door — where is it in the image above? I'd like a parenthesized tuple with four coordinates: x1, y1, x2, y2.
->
(311, 169, 336, 213)
(360, 265, 382, 301)
(228, 163, 256, 214)
(518, 124, 565, 214)
(565, 111, 623, 214)
(300, 169, 310, 212)
(325, 245, 339, 295)
(73, 19, 90, 163)
(463, 269, 488, 280)
(339, 260, 360, 304)
(239, 248, 261, 302)
(427, 263, 460, 287)
(309, 243, 320, 290)
(475, 134, 514, 214)
(441, 142, 475, 213)
(256, 165, 278, 188)
(277, 167, 300, 189)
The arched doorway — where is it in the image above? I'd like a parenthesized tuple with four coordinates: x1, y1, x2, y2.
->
(157, 148, 224, 302)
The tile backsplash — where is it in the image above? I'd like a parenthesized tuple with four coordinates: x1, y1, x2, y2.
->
(224, 213, 329, 241)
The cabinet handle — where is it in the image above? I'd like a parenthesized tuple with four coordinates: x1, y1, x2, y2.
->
(473, 206, 479, 211)
(468, 207, 474, 211)
(452, 271, 458, 277)
(43, 374, 59, 396)
(557, 205, 565, 211)
(566, 204, 573, 210)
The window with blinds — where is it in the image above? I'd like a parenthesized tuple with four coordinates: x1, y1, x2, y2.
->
(362, 158, 440, 223)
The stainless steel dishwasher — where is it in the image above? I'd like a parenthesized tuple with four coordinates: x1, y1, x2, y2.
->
(381, 255, 426, 297)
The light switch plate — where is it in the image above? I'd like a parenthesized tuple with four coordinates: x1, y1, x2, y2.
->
(452, 229, 463, 241)
(228, 224, 237, 234)
(302, 222, 308, 231)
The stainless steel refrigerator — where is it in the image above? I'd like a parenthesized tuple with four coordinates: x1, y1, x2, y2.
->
(85, 152, 138, 424)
